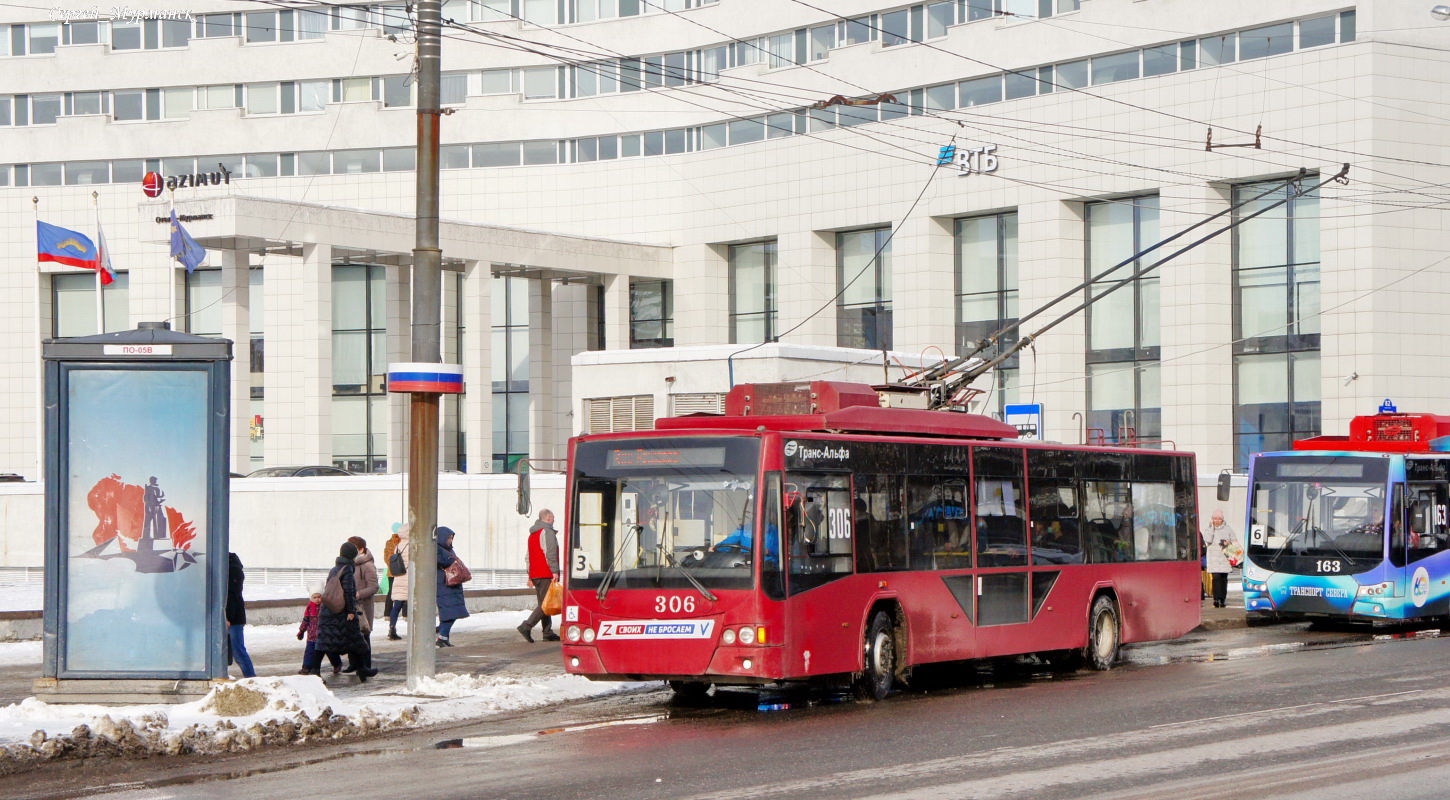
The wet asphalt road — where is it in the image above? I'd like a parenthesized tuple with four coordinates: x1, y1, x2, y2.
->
(21, 617, 1450, 800)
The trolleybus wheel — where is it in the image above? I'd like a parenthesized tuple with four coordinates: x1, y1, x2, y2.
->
(668, 680, 711, 699)
(852, 611, 897, 701)
(1084, 595, 1120, 671)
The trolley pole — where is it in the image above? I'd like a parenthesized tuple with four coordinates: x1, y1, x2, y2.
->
(406, 0, 443, 690)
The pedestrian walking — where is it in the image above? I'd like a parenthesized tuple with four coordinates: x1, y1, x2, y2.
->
(1203, 509, 1236, 608)
(297, 587, 342, 676)
(517, 509, 560, 643)
(387, 524, 410, 640)
(435, 526, 470, 647)
(318, 542, 378, 681)
(343, 535, 378, 674)
(226, 552, 256, 678)
(382, 522, 403, 634)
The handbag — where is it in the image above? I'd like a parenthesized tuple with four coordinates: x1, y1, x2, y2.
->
(444, 557, 472, 587)
(321, 570, 347, 614)
(541, 579, 563, 616)
(389, 550, 407, 577)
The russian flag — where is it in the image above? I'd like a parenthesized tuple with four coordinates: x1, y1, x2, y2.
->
(94, 219, 117, 286)
(37, 221, 100, 270)
(387, 362, 465, 394)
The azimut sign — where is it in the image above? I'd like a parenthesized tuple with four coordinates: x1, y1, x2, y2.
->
(141, 163, 235, 196)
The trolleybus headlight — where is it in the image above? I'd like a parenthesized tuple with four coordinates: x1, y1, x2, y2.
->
(567, 625, 582, 643)
(1357, 582, 1394, 598)
(722, 628, 737, 646)
(582, 627, 596, 643)
(738, 626, 756, 645)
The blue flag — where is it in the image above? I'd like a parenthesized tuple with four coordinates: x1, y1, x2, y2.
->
(168, 210, 206, 273)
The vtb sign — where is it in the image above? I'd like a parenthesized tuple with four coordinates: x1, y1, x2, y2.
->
(936, 143, 1000, 177)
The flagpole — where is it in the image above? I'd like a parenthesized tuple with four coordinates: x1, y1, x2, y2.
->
(92, 192, 103, 334)
(32, 197, 43, 482)
(168, 189, 176, 324)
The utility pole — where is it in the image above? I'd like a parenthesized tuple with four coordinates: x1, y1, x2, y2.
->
(406, 0, 443, 690)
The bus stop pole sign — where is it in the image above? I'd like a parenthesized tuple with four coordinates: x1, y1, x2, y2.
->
(1004, 403, 1043, 441)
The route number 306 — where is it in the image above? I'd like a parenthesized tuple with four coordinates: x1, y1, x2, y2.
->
(655, 595, 696, 614)
(1316, 560, 1343, 573)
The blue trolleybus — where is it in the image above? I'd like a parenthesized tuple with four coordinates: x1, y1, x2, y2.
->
(1243, 407, 1450, 625)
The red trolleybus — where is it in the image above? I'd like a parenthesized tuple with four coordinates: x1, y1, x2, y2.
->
(559, 381, 1200, 699)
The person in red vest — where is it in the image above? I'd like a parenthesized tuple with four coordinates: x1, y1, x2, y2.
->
(517, 509, 560, 643)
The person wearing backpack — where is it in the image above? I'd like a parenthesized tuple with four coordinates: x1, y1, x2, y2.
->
(386, 524, 410, 641)
(318, 541, 378, 681)
(435, 526, 470, 647)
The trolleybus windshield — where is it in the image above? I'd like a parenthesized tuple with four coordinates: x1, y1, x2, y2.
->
(1248, 456, 1391, 574)
(571, 436, 761, 593)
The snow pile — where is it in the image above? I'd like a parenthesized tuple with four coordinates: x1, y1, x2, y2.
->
(0, 676, 419, 774)
(403, 672, 648, 722)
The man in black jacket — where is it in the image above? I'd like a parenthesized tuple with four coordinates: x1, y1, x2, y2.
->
(227, 552, 257, 678)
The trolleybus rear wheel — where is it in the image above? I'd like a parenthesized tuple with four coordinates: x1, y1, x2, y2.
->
(852, 611, 897, 701)
(1084, 595, 1121, 671)
(668, 680, 711, 699)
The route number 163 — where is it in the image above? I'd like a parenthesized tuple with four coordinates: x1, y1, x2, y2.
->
(1316, 560, 1342, 573)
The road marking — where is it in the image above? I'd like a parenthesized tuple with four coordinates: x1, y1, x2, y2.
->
(1148, 689, 1426, 729)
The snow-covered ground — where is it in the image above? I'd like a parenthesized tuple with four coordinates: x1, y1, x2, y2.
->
(0, 581, 309, 614)
(0, 610, 649, 762)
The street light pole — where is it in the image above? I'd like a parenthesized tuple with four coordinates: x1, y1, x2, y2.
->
(406, 0, 443, 690)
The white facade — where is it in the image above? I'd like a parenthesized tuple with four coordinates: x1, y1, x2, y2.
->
(0, 0, 1448, 532)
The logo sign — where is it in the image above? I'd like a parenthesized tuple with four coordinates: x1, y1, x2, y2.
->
(937, 143, 1001, 176)
(1380, 398, 1398, 414)
(1412, 566, 1431, 608)
(1004, 403, 1043, 441)
(784, 440, 799, 457)
(142, 164, 234, 195)
(595, 619, 717, 640)
(141, 172, 163, 198)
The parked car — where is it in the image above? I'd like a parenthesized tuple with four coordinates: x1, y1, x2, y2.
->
(244, 466, 355, 478)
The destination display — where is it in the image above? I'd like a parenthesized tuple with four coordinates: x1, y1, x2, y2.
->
(606, 447, 727, 469)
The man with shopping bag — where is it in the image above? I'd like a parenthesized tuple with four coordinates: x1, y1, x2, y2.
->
(518, 509, 560, 643)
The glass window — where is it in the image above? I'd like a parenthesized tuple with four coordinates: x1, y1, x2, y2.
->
(1091, 51, 1139, 84)
(1086, 196, 1161, 445)
(729, 240, 776, 343)
(786, 474, 854, 595)
(163, 87, 192, 118)
(907, 477, 971, 569)
(246, 83, 278, 115)
(201, 13, 236, 37)
(809, 24, 834, 61)
(766, 111, 796, 138)
(843, 15, 874, 45)
(521, 0, 555, 23)
(199, 84, 235, 109)
(0, 165, 10, 187)
(246, 11, 278, 42)
(29, 23, 59, 54)
(245, 153, 279, 177)
(1340, 10, 1355, 43)
(1200, 33, 1236, 66)
(297, 8, 327, 39)
(333, 149, 380, 174)
(54, 271, 129, 336)
(959, 75, 1002, 107)
(67, 20, 100, 45)
(927, 2, 953, 38)
(339, 77, 370, 102)
(162, 18, 190, 47)
(64, 161, 109, 185)
(630, 280, 673, 348)
(975, 447, 1027, 567)
(837, 227, 892, 349)
(111, 20, 141, 49)
(1004, 69, 1037, 100)
(299, 80, 329, 112)
(441, 144, 471, 169)
(956, 212, 1018, 360)
(0, 96, 8, 126)
(521, 140, 558, 164)
(1083, 480, 1133, 563)
(663, 51, 687, 87)
(522, 67, 557, 99)
(1142, 44, 1177, 77)
(856, 474, 908, 573)
(185, 269, 223, 336)
(480, 68, 514, 94)
(297, 151, 330, 175)
(700, 123, 726, 150)
(474, 142, 521, 166)
(838, 104, 876, 126)
(111, 159, 144, 182)
(30, 163, 63, 186)
(162, 157, 194, 175)
(382, 147, 415, 171)
(1029, 460, 1081, 565)
(32, 94, 61, 125)
(924, 83, 955, 110)
(1239, 22, 1292, 60)
(382, 75, 414, 107)
(1299, 15, 1336, 49)
(441, 73, 468, 105)
(767, 32, 795, 68)
(728, 117, 765, 145)
(71, 91, 103, 116)
(881, 9, 909, 47)
(113, 90, 144, 120)
(1056, 59, 1088, 89)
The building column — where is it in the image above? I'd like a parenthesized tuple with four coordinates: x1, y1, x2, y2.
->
(551, 281, 590, 443)
(219, 249, 252, 475)
(776, 230, 837, 347)
(264, 244, 332, 465)
(603, 273, 630, 350)
(891, 215, 956, 357)
(386, 262, 412, 473)
(1159, 182, 1235, 475)
(460, 261, 493, 473)
(439, 267, 462, 471)
(528, 279, 556, 465)
(1016, 199, 1086, 441)
(671, 244, 728, 347)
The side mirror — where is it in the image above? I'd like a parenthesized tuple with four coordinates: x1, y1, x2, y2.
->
(1411, 503, 1428, 535)
(1216, 472, 1232, 503)
(516, 469, 531, 517)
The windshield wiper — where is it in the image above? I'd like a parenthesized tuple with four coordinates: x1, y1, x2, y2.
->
(656, 543, 718, 603)
(596, 524, 640, 602)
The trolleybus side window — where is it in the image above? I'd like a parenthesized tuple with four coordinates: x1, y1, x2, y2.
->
(974, 447, 1028, 567)
(762, 472, 786, 600)
(786, 474, 853, 594)
(1407, 483, 1450, 564)
(1131, 481, 1177, 561)
(1029, 476, 1082, 565)
(907, 477, 971, 570)
(1083, 480, 1133, 563)
(856, 474, 908, 573)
